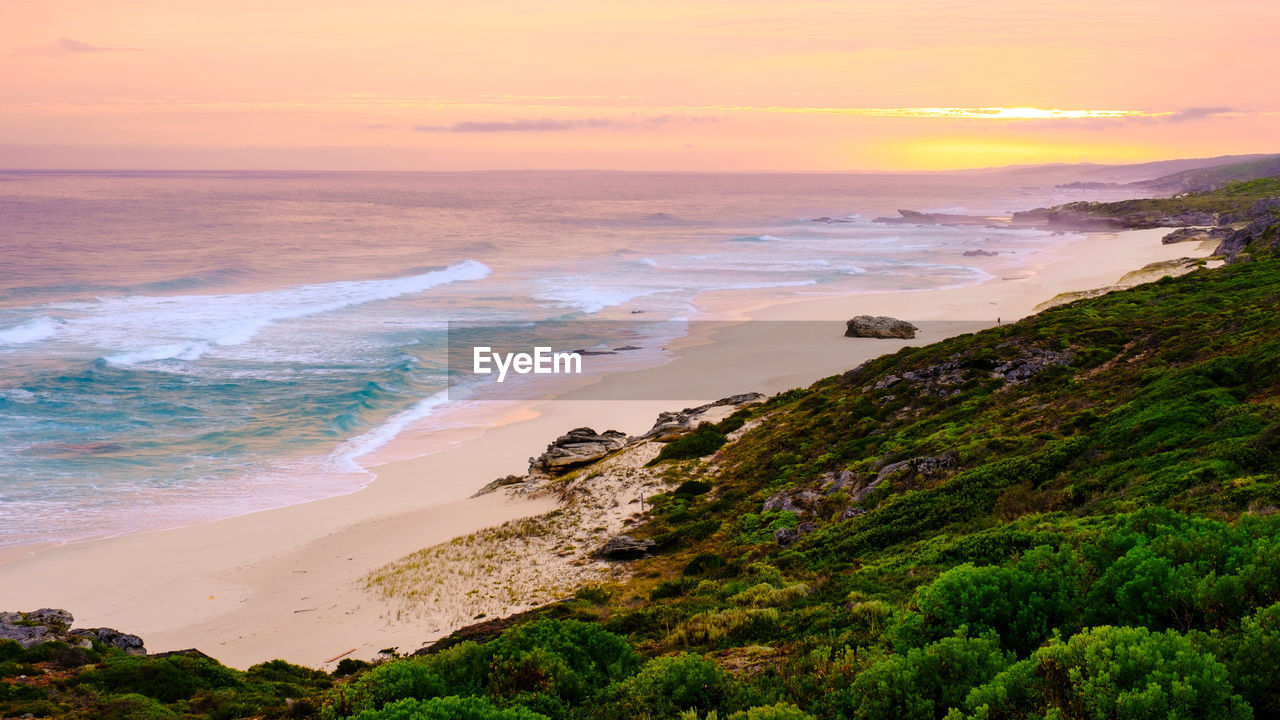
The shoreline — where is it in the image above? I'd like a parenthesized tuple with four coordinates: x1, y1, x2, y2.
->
(0, 227, 1207, 668)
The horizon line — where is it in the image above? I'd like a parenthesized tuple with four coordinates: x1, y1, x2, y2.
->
(3, 151, 1278, 177)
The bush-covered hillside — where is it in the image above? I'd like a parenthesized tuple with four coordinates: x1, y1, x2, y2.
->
(4, 260, 1279, 718)
(1136, 155, 1280, 194)
(332, 258, 1280, 720)
(1012, 176, 1280, 230)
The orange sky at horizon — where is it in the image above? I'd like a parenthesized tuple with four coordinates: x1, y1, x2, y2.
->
(1, 0, 1277, 171)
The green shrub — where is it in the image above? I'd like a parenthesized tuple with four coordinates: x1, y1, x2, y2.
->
(649, 427, 729, 465)
(246, 658, 332, 691)
(601, 654, 740, 720)
(0, 659, 36, 679)
(673, 608, 780, 646)
(675, 480, 714, 498)
(574, 585, 613, 604)
(485, 619, 640, 699)
(0, 640, 21, 662)
(18, 640, 94, 669)
(956, 626, 1251, 720)
(335, 658, 375, 678)
(73, 654, 241, 704)
(652, 578, 699, 600)
(834, 636, 1010, 720)
(913, 557, 1075, 655)
(1229, 601, 1280, 718)
(683, 553, 730, 578)
(94, 692, 178, 720)
(0, 679, 47, 703)
(326, 621, 639, 717)
(1084, 545, 1190, 629)
(680, 703, 814, 720)
(718, 411, 750, 435)
(727, 582, 810, 608)
(352, 695, 550, 719)
(323, 660, 446, 718)
(737, 511, 798, 545)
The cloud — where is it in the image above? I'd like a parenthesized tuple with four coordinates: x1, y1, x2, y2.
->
(1165, 106, 1236, 122)
(413, 116, 715, 133)
(696, 105, 1166, 120)
(415, 118, 620, 133)
(18, 37, 141, 56)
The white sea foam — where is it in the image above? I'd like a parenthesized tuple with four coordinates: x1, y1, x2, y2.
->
(77, 261, 491, 365)
(0, 316, 59, 346)
(326, 389, 454, 471)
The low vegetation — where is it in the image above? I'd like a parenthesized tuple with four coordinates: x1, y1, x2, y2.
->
(4, 186, 1279, 719)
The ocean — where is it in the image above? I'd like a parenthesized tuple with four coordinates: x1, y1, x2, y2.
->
(0, 169, 1121, 547)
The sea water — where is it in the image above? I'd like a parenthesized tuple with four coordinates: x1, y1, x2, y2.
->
(0, 169, 1125, 547)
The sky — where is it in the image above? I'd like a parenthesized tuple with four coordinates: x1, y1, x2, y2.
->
(2, 0, 1278, 171)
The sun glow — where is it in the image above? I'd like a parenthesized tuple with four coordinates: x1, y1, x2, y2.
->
(871, 136, 1161, 170)
(3, 0, 1274, 170)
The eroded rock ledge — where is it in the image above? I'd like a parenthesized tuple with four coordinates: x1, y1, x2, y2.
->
(473, 393, 765, 496)
(0, 608, 145, 655)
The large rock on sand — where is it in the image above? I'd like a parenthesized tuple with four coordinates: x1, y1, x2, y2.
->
(845, 316, 918, 339)
(529, 428, 627, 476)
(597, 535, 655, 560)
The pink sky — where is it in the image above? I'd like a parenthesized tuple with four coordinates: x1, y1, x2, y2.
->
(2, 0, 1278, 171)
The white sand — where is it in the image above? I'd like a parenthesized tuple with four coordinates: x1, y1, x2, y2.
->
(0, 228, 1205, 668)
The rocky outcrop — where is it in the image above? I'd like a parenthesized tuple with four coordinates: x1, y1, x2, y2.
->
(820, 470, 856, 495)
(633, 393, 765, 443)
(841, 507, 867, 520)
(477, 394, 764, 496)
(1161, 226, 1232, 244)
(872, 454, 956, 486)
(597, 535, 655, 560)
(69, 626, 146, 655)
(528, 428, 628, 476)
(851, 345, 1073, 399)
(1216, 197, 1280, 226)
(963, 249, 999, 257)
(1011, 204, 1218, 231)
(471, 474, 527, 498)
(1213, 199, 1280, 262)
(991, 348, 1075, 383)
(873, 210, 1005, 227)
(762, 489, 823, 515)
(1055, 181, 1118, 190)
(774, 522, 817, 547)
(845, 316, 918, 339)
(0, 608, 72, 647)
(1, 609, 145, 654)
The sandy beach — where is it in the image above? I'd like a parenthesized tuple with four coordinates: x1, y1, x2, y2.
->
(0, 227, 1208, 669)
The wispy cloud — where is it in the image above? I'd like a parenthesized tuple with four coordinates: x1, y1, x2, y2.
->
(695, 105, 1169, 120)
(18, 37, 141, 56)
(414, 115, 712, 133)
(1165, 106, 1236, 122)
(416, 118, 618, 133)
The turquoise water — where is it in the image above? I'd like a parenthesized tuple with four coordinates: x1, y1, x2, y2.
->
(0, 170, 1112, 546)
